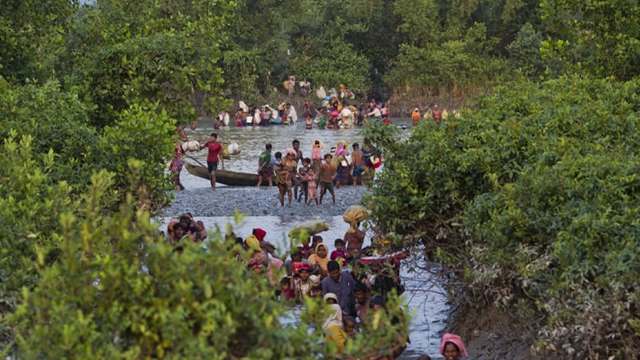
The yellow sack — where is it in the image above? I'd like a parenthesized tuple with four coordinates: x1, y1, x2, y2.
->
(343, 205, 368, 233)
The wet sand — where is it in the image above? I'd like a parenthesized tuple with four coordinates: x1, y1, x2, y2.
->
(163, 185, 368, 217)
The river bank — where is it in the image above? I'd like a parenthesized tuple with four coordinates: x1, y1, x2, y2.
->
(447, 302, 555, 360)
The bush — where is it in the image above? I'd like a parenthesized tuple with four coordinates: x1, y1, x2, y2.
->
(0, 135, 75, 346)
(94, 103, 176, 209)
(365, 76, 640, 357)
(12, 184, 309, 358)
(465, 153, 640, 358)
(0, 79, 97, 187)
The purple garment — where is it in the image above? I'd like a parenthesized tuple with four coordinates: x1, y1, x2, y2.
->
(321, 270, 356, 316)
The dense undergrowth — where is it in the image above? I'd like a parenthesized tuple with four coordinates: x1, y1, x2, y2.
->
(365, 76, 640, 358)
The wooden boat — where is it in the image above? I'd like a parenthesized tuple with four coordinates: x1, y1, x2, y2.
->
(185, 163, 374, 187)
(185, 163, 269, 186)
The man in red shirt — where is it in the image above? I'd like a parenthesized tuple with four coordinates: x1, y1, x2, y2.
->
(200, 133, 223, 190)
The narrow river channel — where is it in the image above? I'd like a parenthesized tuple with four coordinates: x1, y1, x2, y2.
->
(161, 122, 450, 359)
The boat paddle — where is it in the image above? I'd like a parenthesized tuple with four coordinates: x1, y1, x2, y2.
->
(185, 154, 206, 168)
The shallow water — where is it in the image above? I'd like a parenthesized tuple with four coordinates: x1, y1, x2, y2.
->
(167, 122, 448, 359)
(179, 122, 366, 189)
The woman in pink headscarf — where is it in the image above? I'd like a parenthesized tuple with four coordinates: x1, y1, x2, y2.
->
(439, 333, 468, 360)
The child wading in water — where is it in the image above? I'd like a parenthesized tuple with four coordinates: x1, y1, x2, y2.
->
(274, 152, 292, 207)
(305, 162, 318, 206)
(297, 158, 311, 203)
(311, 140, 323, 179)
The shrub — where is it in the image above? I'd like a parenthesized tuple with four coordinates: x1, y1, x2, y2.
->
(365, 76, 640, 357)
(0, 79, 97, 187)
(0, 135, 75, 346)
(94, 103, 176, 209)
(465, 153, 640, 358)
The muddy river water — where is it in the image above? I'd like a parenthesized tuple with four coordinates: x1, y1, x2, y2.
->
(161, 122, 450, 359)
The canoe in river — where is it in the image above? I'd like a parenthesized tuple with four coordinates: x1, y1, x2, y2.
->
(185, 163, 270, 187)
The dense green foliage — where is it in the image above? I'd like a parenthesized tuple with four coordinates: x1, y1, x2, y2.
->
(94, 103, 175, 209)
(4, 0, 640, 107)
(3, 0, 640, 358)
(0, 79, 96, 185)
(0, 0, 77, 82)
(0, 136, 76, 346)
(58, 0, 234, 126)
(12, 177, 314, 358)
(540, 0, 640, 79)
(365, 77, 640, 357)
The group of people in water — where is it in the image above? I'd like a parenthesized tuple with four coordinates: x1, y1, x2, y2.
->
(211, 81, 397, 131)
(214, 98, 454, 131)
(163, 213, 468, 359)
(410, 104, 456, 126)
(256, 138, 380, 206)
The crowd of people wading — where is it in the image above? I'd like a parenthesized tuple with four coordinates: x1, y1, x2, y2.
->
(165, 208, 469, 360)
(169, 77, 450, 195)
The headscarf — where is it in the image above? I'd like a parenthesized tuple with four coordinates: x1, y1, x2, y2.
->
(252, 228, 267, 242)
(245, 235, 261, 252)
(309, 243, 329, 273)
(439, 333, 468, 358)
(323, 303, 343, 331)
(309, 274, 321, 286)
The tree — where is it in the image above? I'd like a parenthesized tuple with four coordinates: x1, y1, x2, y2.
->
(386, 23, 507, 104)
(0, 0, 77, 82)
(540, 0, 640, 79)
(60, 0, 235, 127)
(94, 103, 176, 210)
(507, 22, 543, 76)
(0, 79, 97, 186)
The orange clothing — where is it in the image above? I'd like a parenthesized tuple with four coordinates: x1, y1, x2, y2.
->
(411, 110, 421, 125)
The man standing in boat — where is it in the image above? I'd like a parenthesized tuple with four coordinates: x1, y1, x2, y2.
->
(200, 133, 223, 191)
